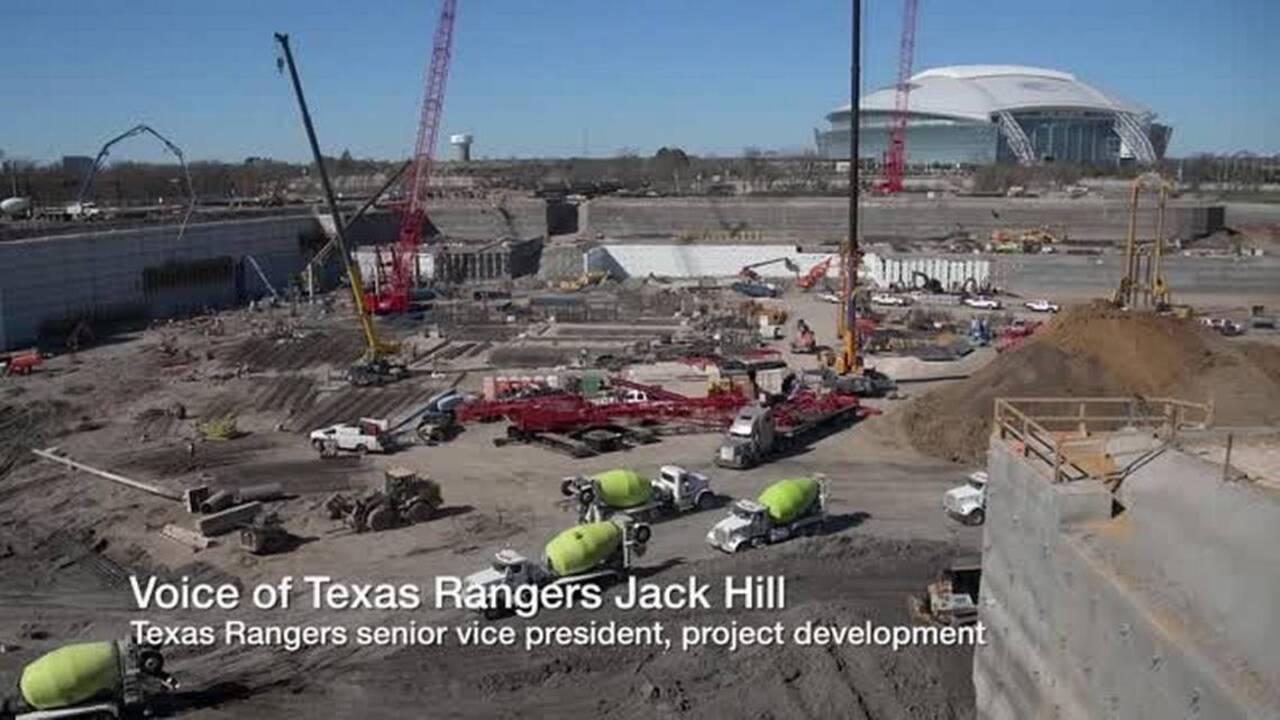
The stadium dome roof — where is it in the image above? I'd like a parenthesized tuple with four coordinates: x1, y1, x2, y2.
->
(829, 65, 1149, 123)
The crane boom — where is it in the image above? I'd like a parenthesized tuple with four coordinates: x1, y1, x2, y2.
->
(377, 0, 459, 313)
(274, 32, 395, 361)
(878, 0, 918, 195)
(836, 0, 864, 376)
(75, 124, 196, 242)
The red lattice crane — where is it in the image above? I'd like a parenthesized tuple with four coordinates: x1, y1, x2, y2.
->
(370, 0, 459, 314)
(877, 0, 918, 195)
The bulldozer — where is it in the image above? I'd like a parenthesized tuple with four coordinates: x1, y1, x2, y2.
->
(324, 466, 442, 533)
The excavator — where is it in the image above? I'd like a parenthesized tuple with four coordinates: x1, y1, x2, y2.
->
(738, 257, 799, 282)
(910, 270, 945, 294)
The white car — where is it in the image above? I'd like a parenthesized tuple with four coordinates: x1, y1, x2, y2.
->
(1024, 299, 1060, 313)
(819, 293, 841, 304)
(871, 293, 909, 307)
(963, 296, 1001, 310)
(943, 471, 988, 525)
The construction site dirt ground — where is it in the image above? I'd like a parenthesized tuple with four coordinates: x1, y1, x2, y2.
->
(0, 302, 983, 719)
(2, 267, 1277, 718)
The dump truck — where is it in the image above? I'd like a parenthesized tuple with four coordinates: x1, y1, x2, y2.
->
(706, 476, 827, 553)
(716, 400, 860, 469)
(324, 466, 442, 533)
(908, 557, 982, 627)
(464, 516, 651, 618)
(1, 640, 176, 719)
(561, 466, 716, 522)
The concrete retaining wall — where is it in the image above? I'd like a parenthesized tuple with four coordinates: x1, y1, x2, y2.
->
(583, 197, 1224, 243)
(0, 214, 390, 350)
(975, 437, 1280, 719)
(425, 198, 547, 240)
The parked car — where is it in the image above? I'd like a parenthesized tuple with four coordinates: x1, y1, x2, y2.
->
(1024, 299, 1060, 313)
(1201, 317, 1244, 336)
(963, 296, 1001, 310)
(871, 293, 909, 307)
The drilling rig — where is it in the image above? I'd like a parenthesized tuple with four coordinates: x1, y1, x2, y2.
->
(826, 0, 894, 400)
(835, 0, 865, 377)
(1113, 173, 1175, 311)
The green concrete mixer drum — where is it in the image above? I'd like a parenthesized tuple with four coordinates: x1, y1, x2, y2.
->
(591, 469, 652, 509)
(545, 521, 622, 576)
(19, 641, 121, 711)
(757, 477, 820, 524)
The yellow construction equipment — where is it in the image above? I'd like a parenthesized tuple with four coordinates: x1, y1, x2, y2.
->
(1113, 173, 1174, 309)
(834, 233, 861, 375)
(557, 270, 609, 291)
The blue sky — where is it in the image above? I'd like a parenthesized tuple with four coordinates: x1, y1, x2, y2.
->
(1, 0, 1275, 163)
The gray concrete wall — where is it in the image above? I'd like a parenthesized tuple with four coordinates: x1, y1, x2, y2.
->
(425, 197, 546, 240)
(583, 197, 1224, 243)
(994, 254, 1280, 302)
(0, 213, 391, 349)
(975, 438, 1280, 719)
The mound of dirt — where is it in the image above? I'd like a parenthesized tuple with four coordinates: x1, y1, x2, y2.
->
(903, 303, 1280, 463)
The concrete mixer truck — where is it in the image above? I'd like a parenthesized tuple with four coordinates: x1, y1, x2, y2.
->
(706, 476, 827, 553)
(1, 640, 176, 719)
(464, 516, 651, 619)
(560, 467, 716, 523)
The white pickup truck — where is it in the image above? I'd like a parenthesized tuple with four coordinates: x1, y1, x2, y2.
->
(309, 417, 392, 455)
(943, 471, 988, 525)
(962, 297, 1001, 310)
(1023, 299, 1060, 313)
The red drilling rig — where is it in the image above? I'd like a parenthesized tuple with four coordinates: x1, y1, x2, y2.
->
(876, 0, 918, 195)
(368, 0, 459, 314)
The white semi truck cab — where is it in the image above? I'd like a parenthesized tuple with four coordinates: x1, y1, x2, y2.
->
(943, 471, 988, 525)
(463, 517, 651, 617)
(565, 466, 717, 522)
(650, 465, 715, 511)
(464, 548, 556, 592)
(716, 405, 777, 469)
(707, 478, 827, 553)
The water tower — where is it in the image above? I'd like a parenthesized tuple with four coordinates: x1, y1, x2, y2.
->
(448, 134, 473, 162)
